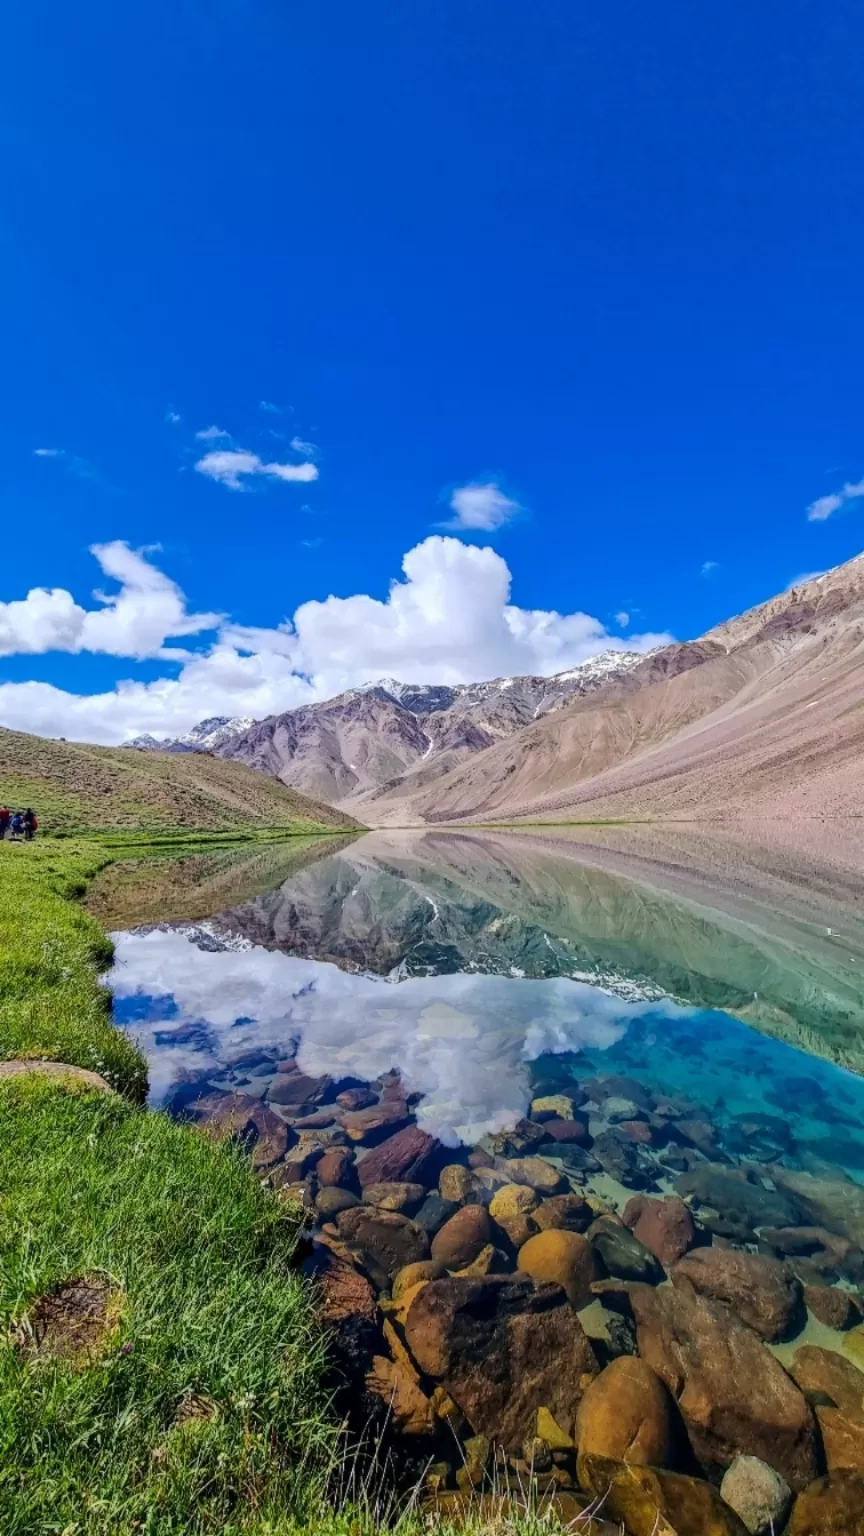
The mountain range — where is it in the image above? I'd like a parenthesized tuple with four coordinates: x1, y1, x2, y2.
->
(126, 555, 864, 824)
(127, 649, 647, 805)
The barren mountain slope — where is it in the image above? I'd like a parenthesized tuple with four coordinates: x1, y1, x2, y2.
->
(363, 557, 864, 825)
(217, 652, 645, 803)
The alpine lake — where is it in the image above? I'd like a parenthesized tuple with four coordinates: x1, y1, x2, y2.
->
(87, 822, 864, 1531)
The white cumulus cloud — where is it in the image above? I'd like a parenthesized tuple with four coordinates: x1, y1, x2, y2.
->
(0, 542, 221, 661)
(0, 536, 671, 743)
(195, 448, 318, 490)
(445, 481, 521, 532)
(806, 476, 864, 523)
(194, 424, 231, 442)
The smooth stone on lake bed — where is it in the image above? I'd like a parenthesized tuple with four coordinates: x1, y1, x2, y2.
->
(431, 1205, 492, 1269)
(315, 1187, 360, 1218)
(517, 1229, 597, 1308)
(362, 1181, 426, 1214)
(719, 1456, 792, 1536)
(414, 1194, 459, 1234)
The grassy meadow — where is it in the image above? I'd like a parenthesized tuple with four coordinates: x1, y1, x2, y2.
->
(0, 715, 583, 1535)
(0, 726, 360, 836)
(0, 835, 590, 1534)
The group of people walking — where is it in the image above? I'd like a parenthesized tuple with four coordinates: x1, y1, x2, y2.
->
(0, 807, 37, 841)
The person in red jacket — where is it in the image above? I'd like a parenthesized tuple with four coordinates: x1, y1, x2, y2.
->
(0, 807, 9, 840)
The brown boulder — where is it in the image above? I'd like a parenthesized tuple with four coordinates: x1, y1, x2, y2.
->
(266, 1071, 332, 1107)
(392, 1260, 447, 1301)
(362, 1181, 426, 1213)
(431, 1206, 492, 1269)
(805, 1285, 862, 1330)
(625, 1281, 818, 1489)
(488, 1183, 539, 1221)
(543, 1117, 591, 1145)
(356, 1124, 441, 1186)
(517, 1229, 597, 1308)
(485, 1119, 548, 1158)
(403, 1275, 598, 1454)
(767, 1166, 864, 1250)
(578, 1457, 749, 1535)
(341, 1101, 410, 1145)
(454, 1244, 511, 1277)
(789, 1345, 864, 1420)
(191, 1091, 289, 1170)
(498, 1156, 567, 1194)
(336, 1206, 430, 1282)
(575, 1357, 672, 1467)
(365, 1354, 435, 1436)
(622, 1194, 695, 1267)
(817, 1405, 864, 1471)
(785, 1470, 864, 1534)
(439, 1165, 476, 1203)
(672, 1248, 804, 1342)
(534, 1193, 594, 1233)
(315, 1147, 357, 1189)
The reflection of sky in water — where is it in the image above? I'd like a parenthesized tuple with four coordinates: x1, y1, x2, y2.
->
(110, 926, 690, 1144)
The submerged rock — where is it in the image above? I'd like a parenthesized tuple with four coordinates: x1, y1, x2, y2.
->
(785, 1470, 864, 1533)
(578, 1457, 750, 1535)
(575, 1357, 672, 1468)
(431, 1206, 492, 1270)
(361, 1181, 426, 1214)
(485, 1119, 548, 1158)
(336, 1206, 430, 1282)
(356, 1125, 442, 1188)
(497, 1156, 567, 1195)
(671, 1248, 804, 1342)
(624, 1280, 819, 1489)
(675, 1164, 802, 1238)
(789, 1345, 864, 1420)
(517, 1229, 598, 1308)
(589, 1218, 664, 1284)
(534, 1193, 594, 1233)
(403, 1275, 598, 1454)
(719, 1455, 792, 1535)
(414, 1194, 458, 1235)
(805, 1285, 863, 1330)
(622, 1194, 696, 1267)
(593, 1131, 657, 1189)
(816, 1405, 864, 1471)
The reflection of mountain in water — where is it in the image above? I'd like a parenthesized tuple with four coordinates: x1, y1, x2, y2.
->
(208, 829, 864, 1075)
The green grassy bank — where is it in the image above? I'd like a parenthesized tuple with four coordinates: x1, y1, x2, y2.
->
(0, 836, 581, 1535)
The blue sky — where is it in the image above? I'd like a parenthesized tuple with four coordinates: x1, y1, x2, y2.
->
(1, 0, 862, 741)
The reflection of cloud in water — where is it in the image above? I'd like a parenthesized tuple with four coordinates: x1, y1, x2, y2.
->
(110, 928, 692, 1143)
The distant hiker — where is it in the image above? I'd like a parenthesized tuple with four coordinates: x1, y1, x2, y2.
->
(9, 812, 23, 840)
(0, 806, 9, 840)
(23, 809, 37, 841)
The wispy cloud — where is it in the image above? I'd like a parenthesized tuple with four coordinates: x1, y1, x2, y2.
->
(164, 410, 182, 424)
(701, 560, 719, 576)
(615, 611, 630, 628)
(194, 424, 231, 442)
(259, 400, 282, 415)
(290, 435, 318, 457)
(195, 448, 318, 491)
(444, 481, 522, 532)
(806, 476, 864, 522)
(33, 447, 116, 491)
